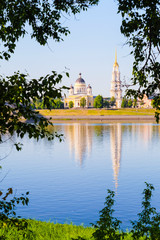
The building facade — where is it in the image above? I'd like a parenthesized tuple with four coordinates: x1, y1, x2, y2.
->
(137, 95, 153, 108)
(64, 73, 94, 108)
(110, 50, 122, 108)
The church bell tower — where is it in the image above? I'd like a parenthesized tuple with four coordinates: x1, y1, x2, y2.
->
(110, 50, 122, 108)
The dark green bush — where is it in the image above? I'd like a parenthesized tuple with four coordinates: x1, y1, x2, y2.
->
(0, 188, 32, 239)
(92, 182, 160, 240)
(92, 190, 124, 240)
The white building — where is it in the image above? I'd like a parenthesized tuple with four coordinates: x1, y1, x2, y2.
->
(64, 73, 94, 108)
(110, 50, 122, 108)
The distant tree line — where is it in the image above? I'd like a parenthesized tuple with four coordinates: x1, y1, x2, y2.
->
(32, 96, 138, 109)
(32, 98, 64, 109)
(93, 95, 116, 109)
(68, 95, 114, 109)
(93, 96, 136, 109)
(121, 98, 134, 108)
(68, 95, 136, 109)
(68, 97, 86, 109)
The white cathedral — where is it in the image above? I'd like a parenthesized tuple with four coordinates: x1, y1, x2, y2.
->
(110, 50, 122, 108)
(64, 50, 122, 108)
(64, 73, 94, 108)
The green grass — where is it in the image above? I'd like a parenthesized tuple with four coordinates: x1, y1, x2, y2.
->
(0, 220, 94, 240)
(38, 108, 156, 117)
(0, 220, 150, 240)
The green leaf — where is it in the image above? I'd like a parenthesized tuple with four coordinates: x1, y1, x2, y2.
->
(66, 72, 70, 78)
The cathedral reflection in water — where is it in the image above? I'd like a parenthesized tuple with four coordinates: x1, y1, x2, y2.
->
(63, 123, 158, 189)
(110, 124, 122, 189)
(65, 124, 93, 166)
(64, 123, 122, 188)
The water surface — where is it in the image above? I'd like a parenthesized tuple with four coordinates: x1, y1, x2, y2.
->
(1, 122, 160, 229)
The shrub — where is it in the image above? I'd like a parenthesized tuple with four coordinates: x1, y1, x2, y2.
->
(128, 99, 133, 108)
(92, 182, 160, 240)
(80, 97, 86, 108)
(121, 98, 128, 108)
(110, 96, 116, 107)
(69, 101, 74, 108)
(103, 100, 110, 108)
(131, 182, 160, 239)
(92, 190, 124, 240)
(0, 188, 31, 239)
(94, 95, 103, 108)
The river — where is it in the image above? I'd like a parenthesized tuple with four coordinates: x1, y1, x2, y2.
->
(0, 122, 160, 229)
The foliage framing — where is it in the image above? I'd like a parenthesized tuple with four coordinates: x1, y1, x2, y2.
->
(0, 188, 31, 239)
(131, 182, 160, 239)
(91, 182, 160, 240)
(0, 71, 67, 149)
(0, 0, 99, 60)
(0, 0, 99, 148)
(92, 190, 123, 240)
(117, 0, 160, 121)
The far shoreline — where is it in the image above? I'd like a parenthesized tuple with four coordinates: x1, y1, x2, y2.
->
(47, 115, 155, 121)
(37, 109, 158, 122)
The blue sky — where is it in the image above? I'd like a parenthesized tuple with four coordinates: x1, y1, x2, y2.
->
(0, 0, 134, 97)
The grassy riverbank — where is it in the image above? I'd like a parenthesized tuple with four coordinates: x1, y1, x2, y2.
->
(38, 108, 156, 116)
(0, 220, 140, 240)
(0, 220, 94, 240)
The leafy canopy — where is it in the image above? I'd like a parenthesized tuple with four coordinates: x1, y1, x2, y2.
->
(0, 188, 31, 238)
(32, 98, 64, 109)
(117, 0, 160, 120)
(0, 71, 66, 149)
(0, 0, 99, 60)
(0, 0, 99, 148)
